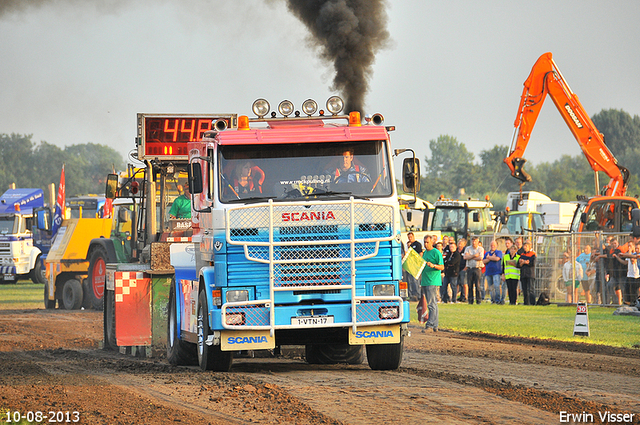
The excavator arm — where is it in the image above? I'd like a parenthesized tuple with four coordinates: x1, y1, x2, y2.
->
(505, 52, 629, 197)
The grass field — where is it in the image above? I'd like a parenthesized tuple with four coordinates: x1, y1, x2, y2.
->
(411, 301, 640, 349)
(0, 281, 44, 310)
(2, 282, 639, 349)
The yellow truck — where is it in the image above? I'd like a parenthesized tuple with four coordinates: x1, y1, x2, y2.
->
(44, 215, 113, 310)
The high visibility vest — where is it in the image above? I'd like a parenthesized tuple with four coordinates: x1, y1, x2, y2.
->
(503, 253, 520, 279)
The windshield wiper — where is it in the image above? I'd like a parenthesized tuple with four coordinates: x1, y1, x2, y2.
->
(305, 188, 370, 200)
(230, 195, 278, 204)
(282, 186, 369, 200)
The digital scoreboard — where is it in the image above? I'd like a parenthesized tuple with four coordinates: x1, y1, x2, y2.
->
(137, 114, 237, 160)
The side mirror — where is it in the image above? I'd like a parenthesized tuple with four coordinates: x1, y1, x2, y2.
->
(402, 157, 420, 193)
(499, 211, 508, 224)
(632, 208, 640, 237)
(36, 208, 51, 231)
(580, 212, 587, 224)
(189, 163, 203, 194)
(105, 174, 119, 199)
(473, 211, 480, 222)
(406, 211, 413, 222)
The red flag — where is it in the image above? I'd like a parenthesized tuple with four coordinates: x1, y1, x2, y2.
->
(51, 165, 65, 236)
(102, 164, 115, 218)
(102, 198, 113, 218)
(416, 294, 429, 324)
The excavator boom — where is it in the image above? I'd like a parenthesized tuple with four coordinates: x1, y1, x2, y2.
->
(505, 52, 628, 197)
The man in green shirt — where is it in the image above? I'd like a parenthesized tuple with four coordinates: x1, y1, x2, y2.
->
(421, 235, 444, 332)
(169, 184, 191, 219)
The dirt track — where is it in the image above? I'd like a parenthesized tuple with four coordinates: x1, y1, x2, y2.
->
(1, 309, 639, 424)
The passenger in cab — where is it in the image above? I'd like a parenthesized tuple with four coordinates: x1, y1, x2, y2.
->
(229, 161, 265, 197)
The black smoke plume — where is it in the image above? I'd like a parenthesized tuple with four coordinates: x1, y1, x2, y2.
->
(285, 0, 390, 115)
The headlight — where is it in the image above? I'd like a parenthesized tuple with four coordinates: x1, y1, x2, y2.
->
(326, 96, 344, 115)
(225, 312, 245, 326)
(252, 98, 270, 118)
(379, 306, 399, 319)
(226, 290, 249, 303)
(278, 100, 294, 117)
(301, 99, 318, 116)
(372, 284, 395, 297)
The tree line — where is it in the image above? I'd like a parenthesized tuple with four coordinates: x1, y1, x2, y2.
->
(3, 108, 638, 209)
(0, 133, 124, 201)
(414, 109, 640, 210)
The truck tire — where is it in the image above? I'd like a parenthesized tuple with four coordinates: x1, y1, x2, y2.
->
(61, 278, 83, 310)
(87, 248, 107, 311)
(366, 334, 404, 370)
(103, 289, 117, 350)
(43, 283, 56, 309)
(197, 290, 233, 372)
(30, 256, 46, 284)
(305, 344, 365, 365)
(167, 281, 197, 365)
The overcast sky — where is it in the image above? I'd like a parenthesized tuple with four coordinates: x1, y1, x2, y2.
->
(1, 1, 639, 175)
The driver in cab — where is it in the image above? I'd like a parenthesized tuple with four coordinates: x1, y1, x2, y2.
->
(328, 149, 370, 184)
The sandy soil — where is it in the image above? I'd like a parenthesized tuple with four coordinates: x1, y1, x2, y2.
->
(0, 309, 638, 424)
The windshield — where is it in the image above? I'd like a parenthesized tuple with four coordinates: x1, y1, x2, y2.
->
(0, 216, 17, 234)
(217, 141, 392, 203)
(432, 208, 465, 233)
(570, 202, 588, 232)
(67, 199, 101, 218)
(507, 213, 541, 233)
(531, 213, 544, 231)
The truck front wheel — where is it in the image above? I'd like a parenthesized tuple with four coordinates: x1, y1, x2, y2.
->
(87, 248, 108, 311)
(197, 290, 233, 372)
(30, 256, 46, 284)
(366, 334, 404, 370)
(61, 278, 83, 310)
(167, 281, 197, 365)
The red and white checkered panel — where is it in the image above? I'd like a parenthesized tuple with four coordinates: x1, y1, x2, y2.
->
(114, 271, 152, 346)
(114, 271, 149, 303)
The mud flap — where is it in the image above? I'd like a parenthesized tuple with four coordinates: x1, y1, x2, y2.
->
(220, 330, 275, 351)
(348, 324, 401, 345)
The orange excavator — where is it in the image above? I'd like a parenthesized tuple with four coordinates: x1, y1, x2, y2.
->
(505, 52, 637, 233)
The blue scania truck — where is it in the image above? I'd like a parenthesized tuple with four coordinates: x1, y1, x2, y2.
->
(0, 188, 48, 284)
(166, 97, 411, 371)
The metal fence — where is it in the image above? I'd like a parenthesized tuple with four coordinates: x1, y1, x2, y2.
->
(474, 232, 635, 305)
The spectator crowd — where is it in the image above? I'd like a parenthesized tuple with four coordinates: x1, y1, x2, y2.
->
(402, 231, 640, 326)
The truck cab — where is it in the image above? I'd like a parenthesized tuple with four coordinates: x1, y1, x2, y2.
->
(67, 196, 106, 218)
(398, 194, 433, 248)
(168, 98, 408, 372)
(430, 198, 494, 241)
(0, 188, 46, 283)
(495, 210, 545, 235)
